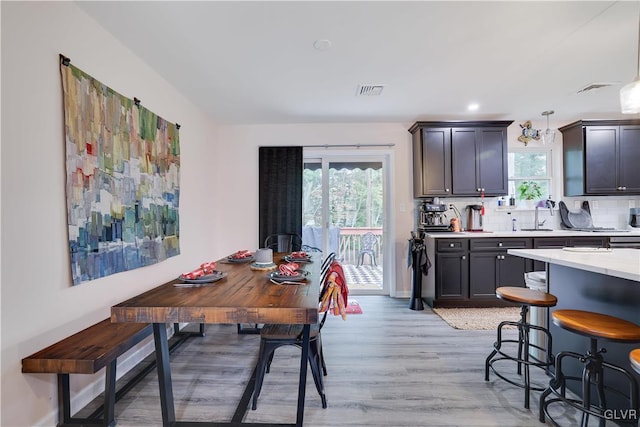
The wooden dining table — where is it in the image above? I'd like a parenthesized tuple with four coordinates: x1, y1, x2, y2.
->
(111, 253, 321, 427)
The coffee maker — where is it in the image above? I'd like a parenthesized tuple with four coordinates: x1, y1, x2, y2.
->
(466, 204, 483, 231)
(418, 201, 450, 232)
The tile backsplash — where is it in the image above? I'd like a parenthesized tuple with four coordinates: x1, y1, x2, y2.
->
(418, 196, 640, 232)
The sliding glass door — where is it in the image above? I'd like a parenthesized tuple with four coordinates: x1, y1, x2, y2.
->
(302, 153, 390, 295)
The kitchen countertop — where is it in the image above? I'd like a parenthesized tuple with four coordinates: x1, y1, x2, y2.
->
(423, 230, 640, 238)
(508, 248, 640, 282)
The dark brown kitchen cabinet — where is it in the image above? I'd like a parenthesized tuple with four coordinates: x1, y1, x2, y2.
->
(411, 127, 451, 197)
(433, 237, 531, 307)
(468, 238, 532, 300)
(560, 120, 640, 196)
(451, 126, 509, 196)
(435, 239, 468, 301)
(409, 121, 513, 198)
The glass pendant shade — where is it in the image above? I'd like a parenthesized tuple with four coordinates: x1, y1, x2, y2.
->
(620, 76, 640, 114)
(541, 128, 556, 145)
(541, 110, 555, 145)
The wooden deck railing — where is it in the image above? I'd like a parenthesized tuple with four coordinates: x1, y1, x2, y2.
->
(338, 228, 383, 265)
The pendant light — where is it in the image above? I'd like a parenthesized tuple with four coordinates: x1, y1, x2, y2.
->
(620, 7, 640, 113)
(541, 110, 556, 145)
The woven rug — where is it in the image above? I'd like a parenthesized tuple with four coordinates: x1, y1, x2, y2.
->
(432, 307, 520, 330)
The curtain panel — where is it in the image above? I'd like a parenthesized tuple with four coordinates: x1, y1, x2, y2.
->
(258, 146, 303, 249)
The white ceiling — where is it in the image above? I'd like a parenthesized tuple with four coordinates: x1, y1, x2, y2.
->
(78, 1, 639, 126)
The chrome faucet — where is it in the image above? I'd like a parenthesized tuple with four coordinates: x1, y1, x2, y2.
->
(534, 199, 555, 230)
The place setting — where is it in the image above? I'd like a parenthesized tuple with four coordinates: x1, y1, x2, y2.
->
(175, 261, 227, 287)
(283, 250, 313, 263)
(268, 262, 309, 285)
(225, 249, 255, 263)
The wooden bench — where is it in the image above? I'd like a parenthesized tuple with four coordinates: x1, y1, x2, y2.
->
(22, 318, 204, 427)
(22, 319, 153, 427)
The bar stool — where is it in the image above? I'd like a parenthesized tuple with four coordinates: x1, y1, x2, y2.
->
(485, 286, 557, 409)
(540, 310, 640, 427)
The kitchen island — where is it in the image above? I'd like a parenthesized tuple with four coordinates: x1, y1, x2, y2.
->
(508, 247, 640, 409)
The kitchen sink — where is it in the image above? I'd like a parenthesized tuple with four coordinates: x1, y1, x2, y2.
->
(519, 228, 554, 231)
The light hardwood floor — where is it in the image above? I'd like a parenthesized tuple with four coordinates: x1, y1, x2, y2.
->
(86, 296, 583, 426)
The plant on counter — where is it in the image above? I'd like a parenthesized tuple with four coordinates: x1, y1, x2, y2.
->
(517, 180, 543, 200)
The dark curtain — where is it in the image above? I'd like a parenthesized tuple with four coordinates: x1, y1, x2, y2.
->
(258, 146, 303, 248)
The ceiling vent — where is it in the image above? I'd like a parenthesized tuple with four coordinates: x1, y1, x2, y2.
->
(576, 82, 616, 94)
(357, 85, 384, 96)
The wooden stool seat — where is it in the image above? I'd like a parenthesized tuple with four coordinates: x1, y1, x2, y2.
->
(496, 286, 557, 307)
(552, 309, 640, 343)
(631, 349, 640, 374)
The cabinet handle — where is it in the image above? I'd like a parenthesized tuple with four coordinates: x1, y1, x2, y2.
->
(461, 255, 466, 260)
(445, 188, 450, 192)
(449, 243, 455, 247)
(622, 186, 627, 190)
(618, 186, 623, 191)
(477, 188, 481, 192)
(482, 188, 486, 192)
(496, 255, 505, 260)
(498, 242, 503, 247)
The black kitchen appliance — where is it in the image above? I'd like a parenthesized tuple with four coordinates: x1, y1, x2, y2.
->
(418, 201, 450, 232)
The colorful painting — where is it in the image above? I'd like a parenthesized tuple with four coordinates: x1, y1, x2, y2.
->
(61, 60, 180, 285)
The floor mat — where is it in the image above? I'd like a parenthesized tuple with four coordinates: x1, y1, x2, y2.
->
(432, 307, 520, 330)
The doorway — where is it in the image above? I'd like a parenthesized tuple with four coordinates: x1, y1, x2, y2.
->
(302, 151, 392, 295)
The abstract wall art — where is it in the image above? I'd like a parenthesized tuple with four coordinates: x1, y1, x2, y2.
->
(60, 56, 180, 285)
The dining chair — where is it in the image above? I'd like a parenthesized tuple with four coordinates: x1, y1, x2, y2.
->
(356, 232, 378, 267)
(251, 253, 337, 410)
(264, 233, 302, 252)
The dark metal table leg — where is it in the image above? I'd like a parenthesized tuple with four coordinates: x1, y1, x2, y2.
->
(154, 323, 176, 427)
(296, 324, 310, 427)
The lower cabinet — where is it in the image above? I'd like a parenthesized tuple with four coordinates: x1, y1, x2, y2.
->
(469, 251, 530, 298)
(434, 237, 532, 307)
(433, 235, 611, 307)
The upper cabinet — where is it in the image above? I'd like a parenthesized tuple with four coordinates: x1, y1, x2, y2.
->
(409, 121, 513, 198)
(560, 120, 640, 196)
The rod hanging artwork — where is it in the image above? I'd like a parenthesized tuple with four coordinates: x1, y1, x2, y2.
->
(60, 55, 181, 285)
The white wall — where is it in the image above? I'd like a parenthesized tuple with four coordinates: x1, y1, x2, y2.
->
(1, 3, 221, 426)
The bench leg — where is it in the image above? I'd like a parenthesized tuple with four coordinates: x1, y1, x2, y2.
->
(154, 322, 176, 427)
(103, 360, 117, 427)
(58, 373, 71, 425)
(58, 370, 116, 427)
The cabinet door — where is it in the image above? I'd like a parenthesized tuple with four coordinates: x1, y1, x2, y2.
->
(477, 127, 508, 195)
(619, 126, 640, 193)
(469, 252, 499, 298)
(498, 253, 529, 288)
(420, 128, 452, 196)
(451, 128, 480, 195)
(436, 253, 468, 299)
(585, 126, 618, 194)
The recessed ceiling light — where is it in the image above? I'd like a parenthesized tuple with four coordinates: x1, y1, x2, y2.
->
(467, 103, 479, 111)
(313, 39, 332, 51)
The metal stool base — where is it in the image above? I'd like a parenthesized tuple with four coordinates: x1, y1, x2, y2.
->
(540, 339, 640, 427)
(485, 305, 554, 409)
